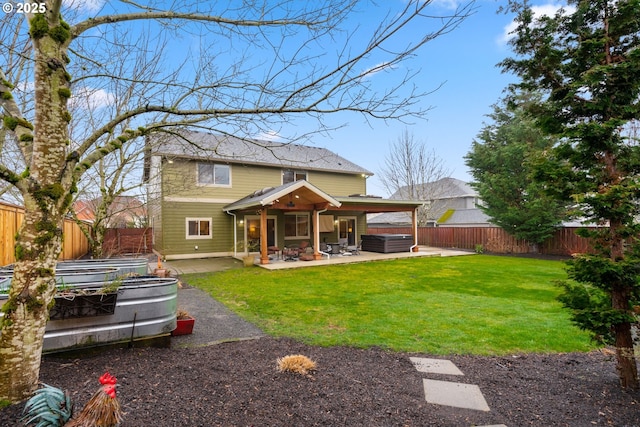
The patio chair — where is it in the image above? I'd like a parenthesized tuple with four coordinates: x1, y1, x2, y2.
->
(268, 246, 281, 260)
(283, 241, 310, 261)
(346, 240, 361, 255)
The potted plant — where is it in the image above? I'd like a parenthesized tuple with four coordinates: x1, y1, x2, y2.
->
(233, 241, 255, 267)
(172, 309, 195, 336)
(154, 258, 169, 277)
(50, 279, 122, 320)
(242, 254, 255, 267)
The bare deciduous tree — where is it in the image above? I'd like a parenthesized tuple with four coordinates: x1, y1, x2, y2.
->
(0, 0, 474, 401)
(378, 129, 452, 225)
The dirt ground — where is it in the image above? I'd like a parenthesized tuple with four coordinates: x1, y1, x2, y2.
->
(1, 337, 639, 427)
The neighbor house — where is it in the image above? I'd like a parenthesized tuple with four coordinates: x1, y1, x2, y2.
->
(144, 131, 422, 264)
(368, 177, 492, 228)
(73, 196, 147, 228)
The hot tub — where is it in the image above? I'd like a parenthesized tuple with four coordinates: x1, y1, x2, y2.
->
(361, 234, 414, 253)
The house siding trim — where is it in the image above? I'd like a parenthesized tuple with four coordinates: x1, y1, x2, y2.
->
(165, 197, 238, 204)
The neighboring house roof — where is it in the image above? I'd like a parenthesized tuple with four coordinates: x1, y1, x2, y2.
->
(367, 211, 414, 226)
(73, 196, 146, 226)
(147, 130, 373, 176)
(369, 177, 493, 227)
(390, 177, 475, 200)
(439, 208, 492, 226)
(72, 200, 95, 222)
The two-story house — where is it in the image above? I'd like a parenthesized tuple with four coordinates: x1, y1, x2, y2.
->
(144, 131, 422, 264)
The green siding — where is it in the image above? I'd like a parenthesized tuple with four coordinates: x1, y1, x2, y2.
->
(161, 201, 234, 256)
(157, 157, 371, 258)
(162, 160, 367, 199)
(306, 170, 367, 196)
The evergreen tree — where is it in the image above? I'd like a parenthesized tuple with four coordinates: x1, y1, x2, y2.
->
(465, 92, 564, 247)
(501, 0, 640, 389)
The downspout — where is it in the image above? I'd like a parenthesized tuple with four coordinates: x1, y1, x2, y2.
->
(225, 210, 237, 257)
(317, 207, 331, 260)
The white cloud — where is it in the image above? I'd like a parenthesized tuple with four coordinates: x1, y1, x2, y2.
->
(70, 87, 115, 110)
(255, 130, 283, 142)
(498, 2, 576, 46)
(63, 0, 105, 13)
(15, 80, 35, 93)
(430, 0, 460, 10)
(360, 62, 397, 80)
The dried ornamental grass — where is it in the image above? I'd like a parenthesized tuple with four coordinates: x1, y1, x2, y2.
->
(276, 354, 317, 375)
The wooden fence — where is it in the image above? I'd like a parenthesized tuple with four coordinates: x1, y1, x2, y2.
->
(103, 228, 152, 255)
(366, 226, 595, 256)
(0, 201, 90, 266)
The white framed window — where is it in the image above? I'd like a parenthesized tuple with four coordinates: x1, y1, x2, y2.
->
(186, 218, 212, 239)
(197, 163, 231, 186)
(282, 169, 307, 184)
(284, 213, 309, 239)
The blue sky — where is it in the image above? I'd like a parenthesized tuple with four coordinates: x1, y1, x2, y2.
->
(58, 0, 566, 197)
(276, 0, 570, 196)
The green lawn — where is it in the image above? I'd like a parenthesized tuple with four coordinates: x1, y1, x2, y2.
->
(183, 255, 596, 355)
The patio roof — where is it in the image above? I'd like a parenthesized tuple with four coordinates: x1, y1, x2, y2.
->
(334, 195, 422, 213)
(223, 181, 424, 214)
(223, 180, 342, 213)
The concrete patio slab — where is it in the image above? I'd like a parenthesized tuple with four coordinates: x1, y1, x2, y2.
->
(256, 246, 474, 270)
(422, 379, 490, 412)
(159, 247, 474, 274)
(410, 357, 464, 376)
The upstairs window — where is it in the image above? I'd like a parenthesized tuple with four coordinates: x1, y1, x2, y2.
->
(198, 163, 230, 186)
(282, 169, 307, 184)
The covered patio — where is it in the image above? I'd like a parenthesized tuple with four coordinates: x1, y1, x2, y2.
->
(159, 246, 474, 275)
(249, 245, 473, 270)
(223, 180, 424, 265)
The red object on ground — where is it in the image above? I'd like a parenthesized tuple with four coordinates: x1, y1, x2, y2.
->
(172, 318, 195, 336)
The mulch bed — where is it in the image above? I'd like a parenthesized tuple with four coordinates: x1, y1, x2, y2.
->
(1, 337, 639, 426)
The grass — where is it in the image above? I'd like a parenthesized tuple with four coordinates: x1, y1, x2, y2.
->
(183, 254, 597, 355)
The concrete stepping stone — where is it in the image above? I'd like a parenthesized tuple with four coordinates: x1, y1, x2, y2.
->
(410, 357, 464, 375)
(422, 379, 490, 411)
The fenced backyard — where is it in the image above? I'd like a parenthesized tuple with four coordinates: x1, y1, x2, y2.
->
(0, 202, 90, 265)
(367, 226, 595, 256)
(0, 201, 151, 265)
(103, 227, 152, 256)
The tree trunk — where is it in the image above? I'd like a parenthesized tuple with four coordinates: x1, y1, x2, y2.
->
(0, 202, 64, 401)
(0, 11, 74, 402)
(613, 321, 639, 389)
(610, 221, 639, 390)
(91, 223, 106, 259)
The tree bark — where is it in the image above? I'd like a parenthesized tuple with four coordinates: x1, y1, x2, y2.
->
(0, 199, 64, 401)
(609, 220, 639, 390)
(0, 6, 74, 401)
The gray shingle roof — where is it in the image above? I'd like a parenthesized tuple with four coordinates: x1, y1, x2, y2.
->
(148, 130, 372, 175)
(443, 209, 491, 225)
(391, 177, 476, 200)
